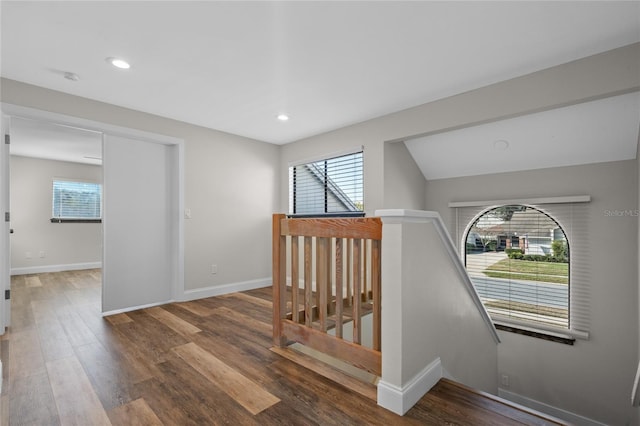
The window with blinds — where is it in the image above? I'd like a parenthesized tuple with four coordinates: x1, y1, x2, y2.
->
(453, 199, 590, 339)
(52, 180, 102, 221)
(289, 151, 364, 216)
(465, 205, 569, 328)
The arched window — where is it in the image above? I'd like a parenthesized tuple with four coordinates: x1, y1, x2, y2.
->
(465, 205, 569, 329)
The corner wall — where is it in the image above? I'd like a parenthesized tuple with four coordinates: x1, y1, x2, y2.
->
(383, 142, 426, 210)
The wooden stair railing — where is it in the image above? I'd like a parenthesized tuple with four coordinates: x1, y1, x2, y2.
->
(272, 214, 382, 376)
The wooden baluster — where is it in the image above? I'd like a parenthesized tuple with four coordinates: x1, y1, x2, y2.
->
(352, 238, 362, 345)
(335, 238, 344, 339)
(326, 238, 333, 316)
(362, 239, 368, 303)
(317, 237, 329, 332)
(304, 236, 313, 326)
(346, 239, 352, 308)
(371, 239, 381, 351)
(272, 214, 287, 347)
(291, 236, 299, 323)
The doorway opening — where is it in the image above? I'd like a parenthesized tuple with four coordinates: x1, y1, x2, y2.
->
(1, 104, 184, 328)
(10, 116, 104, 279)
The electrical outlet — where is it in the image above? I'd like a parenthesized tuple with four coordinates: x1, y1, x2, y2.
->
(25, 251, 32, 259)
(501, 374, 510, 387)
(39, 251, 45, 258)
(211, 264, 218, 274)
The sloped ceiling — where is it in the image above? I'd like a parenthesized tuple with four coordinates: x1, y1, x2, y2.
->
(1, 1, 639, 174)
(405, 92, 640, 180)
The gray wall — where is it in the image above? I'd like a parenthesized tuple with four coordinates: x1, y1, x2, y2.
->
(383, 141, 426, 210)
(425, 160, 638, 425)
(10, 156, 102, 272)
(2, 79, 280, 292)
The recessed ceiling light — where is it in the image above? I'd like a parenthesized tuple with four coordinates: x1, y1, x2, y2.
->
(493, 139, 510, 151)
(106, 57, 131, 69)
(277, 114, 290, 121)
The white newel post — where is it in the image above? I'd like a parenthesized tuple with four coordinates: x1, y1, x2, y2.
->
(375, 210, 444, 415)
(374, 209, 498, 416)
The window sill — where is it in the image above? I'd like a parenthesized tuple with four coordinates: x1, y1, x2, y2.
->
(493, 318, 588, 345)
(494, 323, 575, 345)
(50, 218, 102, 223)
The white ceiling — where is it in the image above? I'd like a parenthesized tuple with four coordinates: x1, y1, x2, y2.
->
(10, 117, 102, 165)
(1, 1, 640, 175)
(406, 92, 640, 180)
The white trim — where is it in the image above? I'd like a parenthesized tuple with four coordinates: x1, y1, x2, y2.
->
(101, 299, 172, 317)
(498, 388, 607, 426)
(11, 262, 102, 276)
(179, 277, 271, 302)
(375, 209, 500, 344)
(288, 145, 363, 167)
(173, 142, 185, 302)
(632, 361, 640, 406)
(102, 277, 270, 315)
(1, 114, 11, 333)
(377, 358, 443, 415)
(1, 103, 182, 145)
(448, 195, 591, 208)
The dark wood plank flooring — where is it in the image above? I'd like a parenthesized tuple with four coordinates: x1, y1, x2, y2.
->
(0, 270, 567, 425)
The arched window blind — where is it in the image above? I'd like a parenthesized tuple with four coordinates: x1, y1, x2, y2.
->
(452, 197, 590, 339)
(289, 150, 364, 216)
(52, 179, 102, 220)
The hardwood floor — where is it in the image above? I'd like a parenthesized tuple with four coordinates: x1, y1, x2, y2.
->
(0, 270, 566, 425)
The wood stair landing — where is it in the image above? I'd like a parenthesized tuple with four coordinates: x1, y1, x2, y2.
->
(270, 344, 378, 401)
(271, 343, 569, 426)
(415, 378, 570, 425)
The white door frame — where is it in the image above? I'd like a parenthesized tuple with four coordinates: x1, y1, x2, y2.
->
(0, 114, 11, 334)
(0, 103, 185, 307)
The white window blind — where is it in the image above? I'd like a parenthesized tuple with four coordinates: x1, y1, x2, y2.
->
(453, 200, 590, 338)
(289, 151, 363, 216)
(52, 180, 102, 220)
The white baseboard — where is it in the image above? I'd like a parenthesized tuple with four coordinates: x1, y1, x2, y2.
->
(102, 299, 172, 317)
(101, 278, 271, 316)
(377, 357, 442, 415)
(180, 277, 271, 302)
(11, 262, 102, 276)
(498, 388, 607, 426)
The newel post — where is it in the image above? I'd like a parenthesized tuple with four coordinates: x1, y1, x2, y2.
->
(272, 214, 287, 347)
